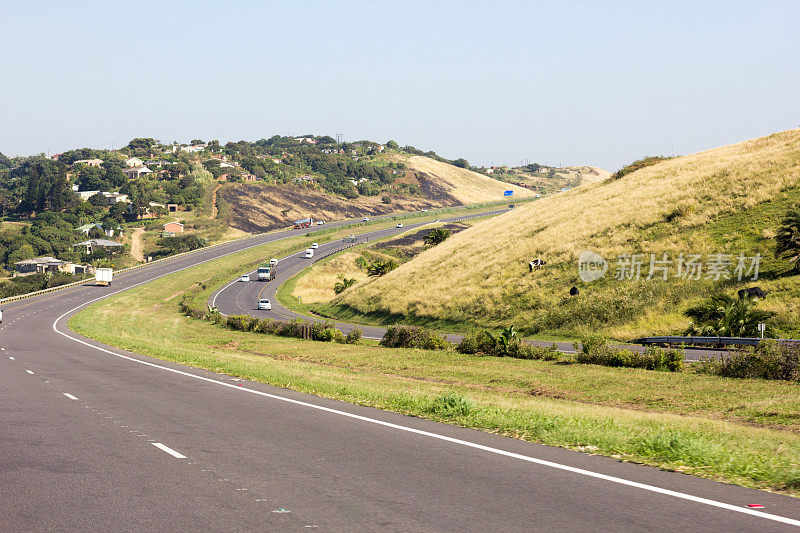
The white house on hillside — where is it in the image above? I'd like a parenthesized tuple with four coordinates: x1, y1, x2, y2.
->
(125, 157, 144, 167)
(122, 166, 153, 179)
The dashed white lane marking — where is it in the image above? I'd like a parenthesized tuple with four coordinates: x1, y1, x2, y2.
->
(63, 393, 78, 400)
(8, 356, 14, 360)
(25, 369, 34, 374)
(151, 442, 186, 459)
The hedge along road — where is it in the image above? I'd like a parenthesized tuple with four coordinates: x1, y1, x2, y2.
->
(4, 205, 800, 530)
(210, 212, 730, 362)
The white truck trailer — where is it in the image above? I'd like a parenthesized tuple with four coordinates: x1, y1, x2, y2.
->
(95, 268, 113, 286)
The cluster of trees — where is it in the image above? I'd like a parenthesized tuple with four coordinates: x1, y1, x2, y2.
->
(0, 212, 83, 266)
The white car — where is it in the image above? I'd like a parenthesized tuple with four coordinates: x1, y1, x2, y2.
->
(396, 223, 403, 228)
(258, 298, 271, 310)
(311, 242, 319, 249)
(239, 274, 250, 282)
(362, 217, 369, 222)
(421, 209, 428, 212)
(317, 220, 324, 225)
(304, 248, 314, 258)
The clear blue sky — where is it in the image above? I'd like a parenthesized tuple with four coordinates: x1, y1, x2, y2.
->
(1, 0, 798, 170)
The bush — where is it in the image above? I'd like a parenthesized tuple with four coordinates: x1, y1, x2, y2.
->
(345, 328, 363, 344)
(380, 325, 449, 350)
(575, 335, 683, 372)
(694, 340, 799, 380)
(457, 329, 560, 361)
(428, 394, 474, 417)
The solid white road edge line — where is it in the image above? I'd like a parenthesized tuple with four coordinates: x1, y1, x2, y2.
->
(63, 393, 78, 400)
(52, 300, 800, 527)
(25, 369, 34, 374)
(151, 442, 187, 459)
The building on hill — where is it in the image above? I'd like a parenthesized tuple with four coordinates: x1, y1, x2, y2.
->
(77, 190, 101, 201)
(122, 166, 152, 179)
(124, 157, 144, 167)
(76, 222, 116, 237)
(14, 256, 66, 274)
(73, 158, 103, 167)
(102, 192, 129, 204)
(73, 239, 124, 255)
(163, 221, 184, 236)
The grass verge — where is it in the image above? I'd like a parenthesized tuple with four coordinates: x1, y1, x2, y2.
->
(70, 233, 800, 496)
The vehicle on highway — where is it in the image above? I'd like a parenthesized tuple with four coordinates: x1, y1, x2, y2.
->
(293, 217, 313, 229)
(421, 209, 428, 212)
(239, 274, 250, 282)
(362, 217, 369, 222)
(311, 242, 319, 249)
(316, 220, 324, 225)
(396, 223, 403, 228)
(95, 267, 113, 286)
(269, 258, 278, 267)
(257, 266, 274, 281)
(304, 248, 314, 258)
(258, 298, 272, 310)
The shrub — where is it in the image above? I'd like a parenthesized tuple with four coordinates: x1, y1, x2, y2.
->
(345, 328, 363, 344)
(575, 335, 682, 372)
(380, 325, 449, 350)
(456, 331, 496, 355)
(694, 340, 799, 380)
(428, 394, 474, 417)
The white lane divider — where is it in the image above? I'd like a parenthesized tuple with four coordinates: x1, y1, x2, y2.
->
(151, 442, 186, 459)
(25, 369, 34, 374)
(63, 393, 78, 400)
(8, 356, 14, 360)
(50, 216, 800, 528)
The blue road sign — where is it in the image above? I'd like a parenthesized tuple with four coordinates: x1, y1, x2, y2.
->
(503, 190, 513, 196)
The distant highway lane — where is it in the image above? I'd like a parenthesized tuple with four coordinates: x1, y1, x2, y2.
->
(2, 211, 799, 531)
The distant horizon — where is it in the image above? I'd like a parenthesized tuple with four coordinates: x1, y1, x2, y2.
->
(1, 1, 798, 170)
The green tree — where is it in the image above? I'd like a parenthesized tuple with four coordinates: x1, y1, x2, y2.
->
(424, 228, 451, 246)
(453, 158, 470, 169)
(333, 276, 356, 294)
(8, 243, 36, 265)
(366, 259, 397, 277)
(386, 140, 399, 150)
(775, 207, 800, 272)
(684, 294, 774, 337)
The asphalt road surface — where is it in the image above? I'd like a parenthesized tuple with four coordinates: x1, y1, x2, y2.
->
(2, 212, 799, 531)
(211, 214, 729, 362)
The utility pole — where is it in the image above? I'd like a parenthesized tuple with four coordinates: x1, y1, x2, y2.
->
(336, 133, 343, 144)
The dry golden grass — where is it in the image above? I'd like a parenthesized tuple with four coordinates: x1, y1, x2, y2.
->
(292, 251, 371, 303)
(390, 154, 534, 203)
(339, 129, 800, 333)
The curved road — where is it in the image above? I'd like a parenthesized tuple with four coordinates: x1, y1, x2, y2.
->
(2, 213, 799, 531)
(212, 215, 728, 362)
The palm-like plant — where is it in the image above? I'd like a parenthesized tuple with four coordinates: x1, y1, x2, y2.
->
(775, 207, 800, 272)
(366, 259, 397, 277)
(684, 294, 774, 337)
(487, 325, 517, 356)
(333, 276, 356, 294)
(424, 228, 451, 246)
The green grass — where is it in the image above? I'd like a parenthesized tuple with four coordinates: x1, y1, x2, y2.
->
(69, 232, 800, 496)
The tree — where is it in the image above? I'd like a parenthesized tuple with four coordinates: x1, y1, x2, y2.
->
(684, 294, 774, 337)
(453, 158, 470, 169)
(333, 276, 356, 294)
(775, 207, 800, 272)
(424, 228, 451, 246)
(190, 139, 204, 145)
(386, 140, 399, 150)
(366, 259, 397, 277)
(8, 243, 36, 265)
(88, 226, 104, 239)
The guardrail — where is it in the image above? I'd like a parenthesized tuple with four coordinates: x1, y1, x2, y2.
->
(0, 228, 276, 306)
(632, 336, 766, 347)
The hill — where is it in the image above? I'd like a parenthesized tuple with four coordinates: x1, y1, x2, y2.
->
(387, 153, 534, 203)
(328, 129, 800, 339)
(221, 153, 533, 232)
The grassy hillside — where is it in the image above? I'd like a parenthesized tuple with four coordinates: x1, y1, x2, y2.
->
(387, 154, 534, 203)
(330, 129, 800, 339)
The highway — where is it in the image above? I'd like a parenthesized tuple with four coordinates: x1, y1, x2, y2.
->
(211, 214, 728, 362)
(2, 213, 799, 531)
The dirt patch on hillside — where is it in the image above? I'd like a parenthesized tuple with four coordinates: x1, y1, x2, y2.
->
(220, 183, 460, 233)
(373, 223, 469, 260)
